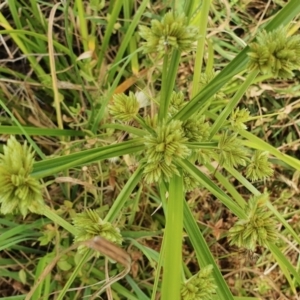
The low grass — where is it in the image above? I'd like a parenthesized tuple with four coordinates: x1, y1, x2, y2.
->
(0, 1, 300, 300)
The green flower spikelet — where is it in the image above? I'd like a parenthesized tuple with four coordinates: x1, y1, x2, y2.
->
(73, 209, 123, 256)
(0, 136, 44, 217)
(183, 170, 200, 192)
(168, 92, 210, 142)
(139, 11, 199, 54)
(181, 265, 217, 300)
(169, 91, 186, 116)
(248, 27, 300, 78)
(143, 120, 190, 183)
(230, 107, 251, 131)
(109, 91, 140, 121)
(218, 131, 248, 168)
(198, 71, 226, 100)
(182, 115, 210, 142)
(246, 150, 273, 181)
(228, 193, 277, 251)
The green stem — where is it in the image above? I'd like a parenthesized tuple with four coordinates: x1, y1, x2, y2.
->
(48, 3, 64, 131)
(192, 0, 211, 97)
(134, 115, 157, 135)
(209, 69, 259, 140)
(240, 130, 300, 171)
(43, 206, 78, 236)
(106, 0, 148, 82)
(224, 164, 300, 247)
(158, 51, 170, 122)
(205, 163, 246, 209)
(105, 165, 144, 223)
(97, 1, 123, 71)
(57, 250, 92, 300)
(75, 0, 89, 51)
(158, 48, 182, 123)
(0, 98, 45, 159)
(172, 0, 300, 122)
(183, 201, 235, 300)
(161, 175, 183, 300)
(0, 14, 47, 79)
(151, 181, 168, 300)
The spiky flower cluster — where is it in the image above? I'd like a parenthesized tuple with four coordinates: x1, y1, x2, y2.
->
(183, 170, 200, 192)
(143, 120, 190, 183)
(108, 92, 140, 121)
(0, 136, 44, 217)
(246, 150, 273, 181)
(168, 92, 210, 142)
(182, 115, 210, 142)
(139, 11, 199, 53)
(217, 131, 248, 168)
(217, 132, 273, 181)
(198, 71, 226, 100)
(248, 27, 300, 78)
(169, 91, 186, 116)
(195, 149, 215, 165)
(230, 107, 250, 131)
(181, 265, 217, 300)
(73, 209, 122, 256)
(228, 193, 277, 251)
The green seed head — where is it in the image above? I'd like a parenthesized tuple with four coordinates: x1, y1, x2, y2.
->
(0, 136, 44, 217)
(139, 11, 199, 54)
(248, 27, 300, 78)
(73, 209, 123, 256)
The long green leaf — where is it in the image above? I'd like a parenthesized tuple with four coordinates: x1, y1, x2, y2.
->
(241, 130, 300, 171)
(107, 0, 149, 81)
(178, 159, 246, 218)
(161, 175, 183, 300)
(183, 201, 234, 300)
(268, 242, 300, 290)
(225, 166, 300, 247)
(209, 69, 259, 139)
(105, 165, 143, 223)
(173, 0, 300, 121)
(0, 126, 84, 136)
(32, 139, 145, 178)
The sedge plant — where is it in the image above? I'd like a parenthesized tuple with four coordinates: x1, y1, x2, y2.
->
(0, 1, 300, 300)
